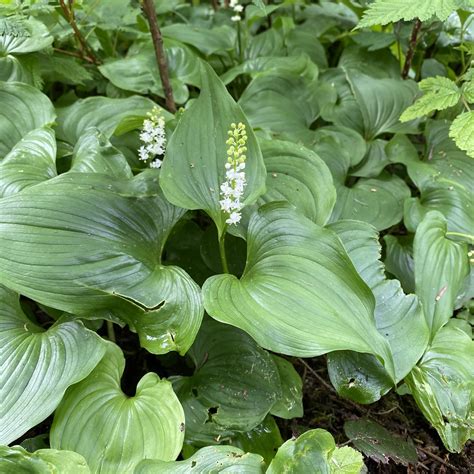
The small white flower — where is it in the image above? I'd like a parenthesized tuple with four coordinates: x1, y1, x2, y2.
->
(231, 14, 241, 22)
(219, 122, 248, 225)
(226, 211, 241, 225)
(233, 4, 243, 12)
(138, 107, 166, 169)
(229, 0, 239, 7)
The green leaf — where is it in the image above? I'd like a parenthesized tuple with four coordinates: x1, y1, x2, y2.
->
(0, 285, 106, 445)
(0, 81, 55, 158)
(383, 235, 415, 294)
(449, 111, 474, 158)
(56, 95, 166, 145)
(70, 128, 132, 179)
(267, 429, 364, 474)
(0, 173, 203, 355)
(400, 77, 461, 122)
(0, 55, 41, 86)
(270, 356, 304, 419)
(51, 342, 185, 473)
(0, 445, 90, 473)
(99, 40, 200, 104)
(327, 220, 428, 403)
(0, 126, 56, 197)
(135, 446, 265, 474)
(203, 204, 395, 378)
(39, 54, 93, 86)
(172, 319, 282, 445)
(344, 419, 418, 465)
(160, 61, 266, 236)
(162, 24, 236, 56)
(358, 0, 468, 28)
(0, 17, 52, 55)
(405, 322, 474, 452)
(413, 211, 470, 336)
(230, 416, 283, 465)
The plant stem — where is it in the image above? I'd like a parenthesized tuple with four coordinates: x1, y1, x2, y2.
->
(141, 0, 177, 113)
(106, 320, 116, 342)
(237, 21, 243, 63)
(402, 18, 422, 79)
(219, 230, 230, 273)
(58, 0, 100, 65)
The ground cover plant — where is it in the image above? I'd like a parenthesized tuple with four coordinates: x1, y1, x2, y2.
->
(0, 0, 473, 472)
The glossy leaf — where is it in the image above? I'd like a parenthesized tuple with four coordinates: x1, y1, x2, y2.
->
(0, 285, 106, 445)
(56, 95, 166, 145)
(51, 342, 184, 472)
(161, 61, 266, 235)
(0, 173, 203, 355)
(413, 211, 470, 336)
(0, 445, 90, 474)
(405, 322, 474, 452)
(0, 126, 56, 197)
(203, 204, 395, 377)
(327, 220, 428, 403)
(0, 17, 52, 55)
(172, 319, 282, 445)
(135, 446, 265, 474)
(0, 81, 55, 158)
(383, 235, 415, 294)
(267, 429, 364, 474)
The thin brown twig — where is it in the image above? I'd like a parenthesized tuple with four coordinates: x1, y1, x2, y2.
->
(417, 446, 457, 471)
(58, 0, 100, 65)
(402, 18, 422, 79)
(141, 0, 177, 113)
(53, 47, 95, 63)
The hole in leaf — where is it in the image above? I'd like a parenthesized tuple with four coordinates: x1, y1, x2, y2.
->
(205, 406, 218, 423)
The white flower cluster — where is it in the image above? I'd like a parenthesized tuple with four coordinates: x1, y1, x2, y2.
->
(229, 0, 243, 22)
(138, 106, 166, 169)
(219, 122, 248, 225)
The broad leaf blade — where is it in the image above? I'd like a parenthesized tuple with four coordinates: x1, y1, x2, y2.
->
(51, 343, 185, 473)
(0, 286, 106, 445)
(203, 204, 395, 378)
(161, 61, 266, 234)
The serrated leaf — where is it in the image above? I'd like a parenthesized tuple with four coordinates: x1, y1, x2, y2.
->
(135, 446, 265, 474)
(172, 319, 282, 445)
(344, 419, 418, 465)
(0, 81, 55, 158)
(0, 173, 203, 355)
(267, 429, 364, 474)
(358, 0, 468, 28)
(0, 285, 106, 445)
(414, 211, 470, 335)
(51, 343, 185, 473)
(0, 445, 90, 473)
(400, 77, 461, 122)
(405, 322, 474, 453)
(0, 126, 56, 197)
(203, 203, 395, 378)
(449, 111, 474, 158)
(160, 61, 266, 236)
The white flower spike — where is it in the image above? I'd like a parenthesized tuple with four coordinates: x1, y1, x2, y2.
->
(219, 122, 248, 225)
(228, 0, 243, 22)
(138, 106, 166, 169)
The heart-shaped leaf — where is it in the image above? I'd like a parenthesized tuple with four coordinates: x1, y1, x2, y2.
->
(135, 446, 265, 474)
(267, 429, 364, 474)
(0, 126, 56, 197)
(405, 321, 474, 453)
(0, 81, 55, 158)
(172, 318, 282, 445)
(203, 203, 395, 377)
(51, 342, 185, 473)
(160, 61, 266, 235)
(413, 211, 470, 336)
(0, 173, 203, 355)
(0, 285, 106, 445)
(0, 445, 90, 473)
(0, 17, 52, 55)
